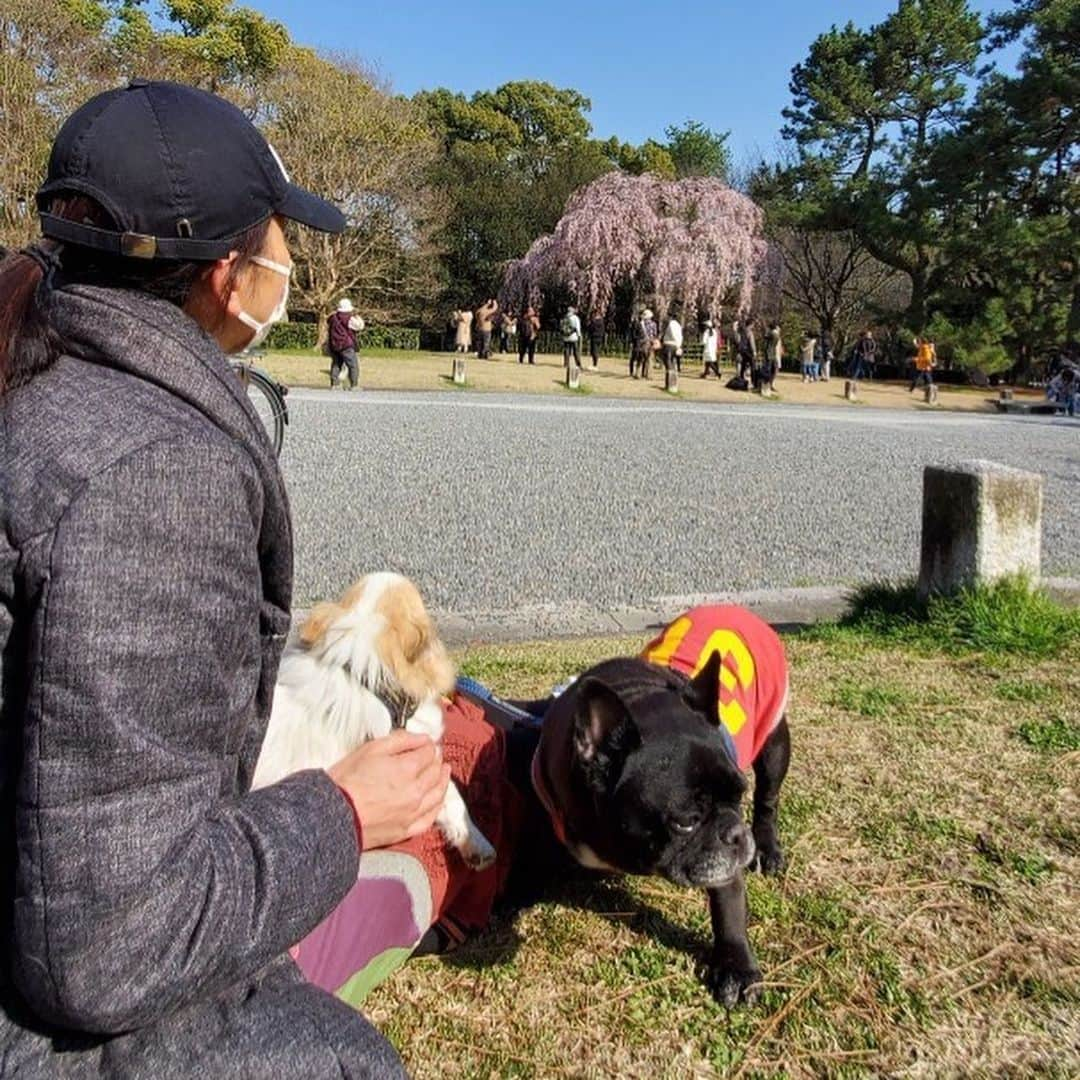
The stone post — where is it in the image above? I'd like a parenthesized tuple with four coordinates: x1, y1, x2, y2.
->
(844, 379, 858, 402)
(452, 357, 466, 385)
(566, 364, 580, 389)
(924, 383, 939, 405)
(918, 461, 1043, 599)
(999, 388, 1014, 402)
(665, 367, 679, 394)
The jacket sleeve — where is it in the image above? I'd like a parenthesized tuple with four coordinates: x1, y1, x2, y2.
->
(13, 437, 360, 1035)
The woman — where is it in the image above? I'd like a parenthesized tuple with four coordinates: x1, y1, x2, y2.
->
(0, 80, 448, 1076)
(453, 306, 473, 353)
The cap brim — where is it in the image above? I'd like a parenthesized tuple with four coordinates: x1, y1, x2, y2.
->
(277, 184, 346, 234)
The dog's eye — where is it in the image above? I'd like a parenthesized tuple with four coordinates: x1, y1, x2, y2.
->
(670, 817, 699, 835)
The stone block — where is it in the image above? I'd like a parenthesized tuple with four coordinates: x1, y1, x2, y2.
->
(844, 379, 858, 402)
(566, 364, 580, 389)
(999, 388, 1014, 401)
(918, 461, 1043, 598)
(452, 357, 466, 385)
(665, 367, 679, 394)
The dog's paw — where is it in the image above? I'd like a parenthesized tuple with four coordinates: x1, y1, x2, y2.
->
(750, 841, 785, 876)
(705, 959, 762, 1009)
(461, 827, 497, 872)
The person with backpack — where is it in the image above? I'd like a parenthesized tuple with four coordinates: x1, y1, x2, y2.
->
(911, 335, 937, 392)
(327, 297, 364, 390)
(561, 305, 582, 368)
(0, 78, 446, 1078)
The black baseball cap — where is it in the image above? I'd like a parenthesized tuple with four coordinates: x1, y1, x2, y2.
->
(36, 79, 345, 261)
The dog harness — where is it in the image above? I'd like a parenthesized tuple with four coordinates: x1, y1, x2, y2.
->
(642, 605, 789, 771)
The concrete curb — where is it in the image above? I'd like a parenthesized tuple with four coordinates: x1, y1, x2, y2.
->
(291, 577, 1080, 648)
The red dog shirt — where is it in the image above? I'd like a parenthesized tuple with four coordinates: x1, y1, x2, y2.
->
(642, 605, 789, 771)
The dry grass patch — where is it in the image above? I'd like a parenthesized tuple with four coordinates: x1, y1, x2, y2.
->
(362, 629, 1078, 1077)
(260, 349, 1007, 413)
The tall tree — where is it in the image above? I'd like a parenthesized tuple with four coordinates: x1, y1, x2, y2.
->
(265, 51, 444, 328)
(780, 0, 984, 330)
(930, 0, 1078, 366)
(664, 120, 731, 180)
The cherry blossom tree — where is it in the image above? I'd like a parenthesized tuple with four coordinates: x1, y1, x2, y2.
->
(500, 172, 767, 320)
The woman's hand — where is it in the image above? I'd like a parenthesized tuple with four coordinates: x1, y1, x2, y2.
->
(328, 731, 451, 851)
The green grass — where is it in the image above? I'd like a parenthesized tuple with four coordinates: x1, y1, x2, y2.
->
(1016, 714, 1080, 753)
(813, 575, 1080, 659)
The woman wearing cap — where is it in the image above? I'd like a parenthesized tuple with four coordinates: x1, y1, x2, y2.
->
(0, 80, 446, 1076)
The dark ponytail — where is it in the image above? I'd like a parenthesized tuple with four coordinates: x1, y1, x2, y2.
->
(0, 196, 271, 398)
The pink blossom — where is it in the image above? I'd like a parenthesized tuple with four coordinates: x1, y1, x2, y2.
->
(500, 173, 767, 319)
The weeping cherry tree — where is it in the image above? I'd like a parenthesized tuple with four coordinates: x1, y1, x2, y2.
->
(501, 172, 767, 320)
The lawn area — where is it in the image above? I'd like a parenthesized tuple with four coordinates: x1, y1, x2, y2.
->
(259, 348, 1031, 413)
(364, 593, 1079, 1078)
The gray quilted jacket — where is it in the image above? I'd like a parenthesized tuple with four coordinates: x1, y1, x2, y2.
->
(0, 285, 405, 1077)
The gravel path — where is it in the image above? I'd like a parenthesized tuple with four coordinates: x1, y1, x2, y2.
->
(279, 390, 1080, 618)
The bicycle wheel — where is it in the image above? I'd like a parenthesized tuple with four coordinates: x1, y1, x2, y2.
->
(233, 363, 288, 455)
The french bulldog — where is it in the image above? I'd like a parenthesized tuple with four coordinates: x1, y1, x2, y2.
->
(497, 605, 792, 1007)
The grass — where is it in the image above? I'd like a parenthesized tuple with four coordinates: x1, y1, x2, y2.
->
(811, 575, 1080, 659)
(364, 608, 1080, 1078)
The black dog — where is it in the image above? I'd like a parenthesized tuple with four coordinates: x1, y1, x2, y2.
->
(495, 636, 790, 1008)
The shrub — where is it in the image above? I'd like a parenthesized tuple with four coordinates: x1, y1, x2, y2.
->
(266, 323, 421, 351)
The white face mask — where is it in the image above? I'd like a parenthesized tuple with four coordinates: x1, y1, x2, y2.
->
(235, 254, 292, 351)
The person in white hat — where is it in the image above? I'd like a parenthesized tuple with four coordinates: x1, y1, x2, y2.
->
(700, 318, 721, 379)
(327, 298, 365, 389)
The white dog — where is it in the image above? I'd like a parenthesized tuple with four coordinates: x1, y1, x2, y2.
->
(253, 572, 496, 870)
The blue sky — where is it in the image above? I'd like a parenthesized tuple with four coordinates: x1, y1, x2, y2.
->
(254, 0, 1019, 164)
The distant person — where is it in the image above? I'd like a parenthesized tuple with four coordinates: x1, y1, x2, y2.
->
(328, 297, 364, 391)
(911, 335, 937, 392)
(800, 331, 819, 382)
(561, 305, 582, 368)
(517, 306, 540, 364)
(761, 322, 783, 396)
(849, 329, 876, 381)
(1046, 366, 1077, 416)
(662, 309, 683, 372)
(700, 319, 720, 378)
(818, 327, 834, 381)
(501, 312, 516, 354)
(735, 316, 756, 382)
(475, 298, 498, 359)
(631, 307, 657, 378)
(453, 307, 473, 353)
(588, 310, 605, 368)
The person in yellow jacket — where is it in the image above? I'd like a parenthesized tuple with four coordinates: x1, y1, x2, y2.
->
(911, 335, 937, 392)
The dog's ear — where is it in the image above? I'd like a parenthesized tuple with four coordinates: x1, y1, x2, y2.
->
(574, 678, 636, 761)
(685, 650, 723, 724)
(298, 601, 345, 648)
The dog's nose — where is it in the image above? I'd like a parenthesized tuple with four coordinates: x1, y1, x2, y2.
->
(722, 822, 751, 849)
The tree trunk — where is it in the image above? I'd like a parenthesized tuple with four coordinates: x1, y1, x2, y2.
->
(1067, 277, 1080, 346)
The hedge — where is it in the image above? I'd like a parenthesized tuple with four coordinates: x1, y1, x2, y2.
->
(266, 323, 420, 351)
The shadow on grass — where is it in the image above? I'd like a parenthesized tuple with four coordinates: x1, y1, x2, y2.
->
(441, 870, 708, 974)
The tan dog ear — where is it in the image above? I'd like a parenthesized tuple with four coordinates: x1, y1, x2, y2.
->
(298, 601, 344, 648)
(377, 581, 456, 700)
